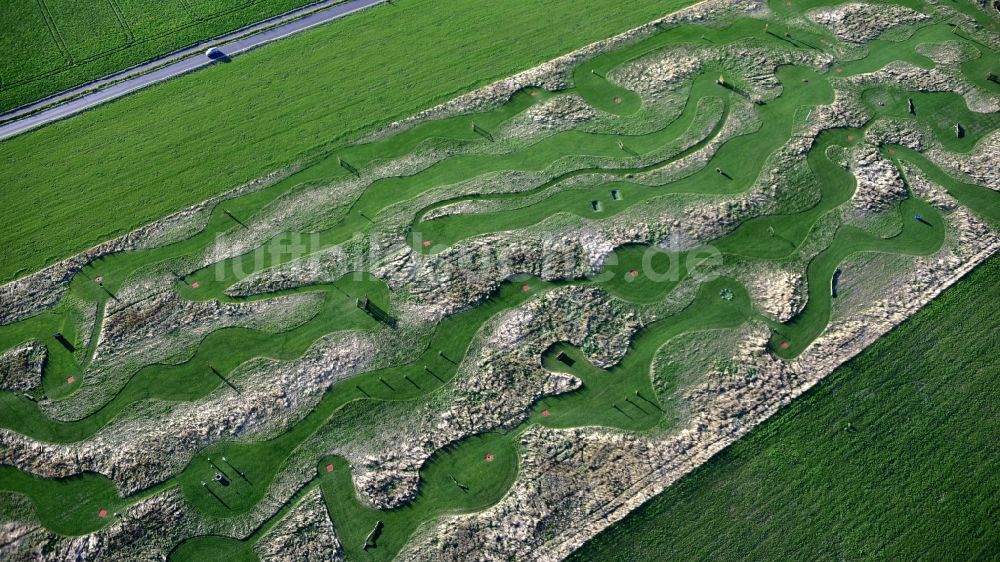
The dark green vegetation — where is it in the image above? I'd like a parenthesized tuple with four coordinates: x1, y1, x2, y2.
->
(0, 0, 702, 283)
(0, 0, 320, 112)
(569, 253, 1000, 562)
(0, 0, 998, 559)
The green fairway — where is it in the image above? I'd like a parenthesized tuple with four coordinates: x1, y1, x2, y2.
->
(172, 277, 550, 519)
(318, 432, 519, 561)
(0, 0, 703, 284)
(533, 277, 752, 432)
(890, 145, 1000, 228)
(168, 432, 519, 562)
(0, 274, 388, 442)
(861, 89, 1000, 153)
(0, 0, 322, 113)
(568, 252, 1000, 561)
(169, 534, 259, 562)
(0, 0, 998, 558)
(0, 466, 124, 536)
(770, 195, 946, 358)
(412, 29, 839, 253)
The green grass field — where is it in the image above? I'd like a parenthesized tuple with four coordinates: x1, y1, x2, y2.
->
(0, 1, 998, 558)
(170, 534, 258, 562)
(569, 252, 1000, 561)
(0, 0, 322, 112)
(0, 465, 124, 536)
(0, 0, 702, 284)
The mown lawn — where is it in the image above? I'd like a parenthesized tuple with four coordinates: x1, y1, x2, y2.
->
(569, 253, 1000, 561)
(0, 0, 699, 284)
(318, 432, 520, 561)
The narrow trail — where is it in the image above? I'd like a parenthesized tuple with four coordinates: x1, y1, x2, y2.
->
(1, 5, 998, 560)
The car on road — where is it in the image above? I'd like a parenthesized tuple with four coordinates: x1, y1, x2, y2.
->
(205, 47, 224, 59)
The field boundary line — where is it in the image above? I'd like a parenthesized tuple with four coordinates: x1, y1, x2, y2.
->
(34, 0, 74, 66)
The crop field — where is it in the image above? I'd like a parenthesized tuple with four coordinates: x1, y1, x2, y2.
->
(0, 0, 702, 284)
(0, 0, 998, 560)
(0, 0, 320, 112)
(569, 253, 1000, 561)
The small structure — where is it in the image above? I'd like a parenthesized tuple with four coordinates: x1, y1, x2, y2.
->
(557, 351, 575, 367)
(53, 332, 75, 352)
(357, 295, 397, 328)
(363, 520, 384, 551)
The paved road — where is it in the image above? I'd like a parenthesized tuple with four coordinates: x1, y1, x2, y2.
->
(0, 0, 387, 141)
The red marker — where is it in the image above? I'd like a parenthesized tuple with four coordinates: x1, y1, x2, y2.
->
(98, 509, 107, 518)
(613, 97, 622, 104)
(67, 376, 76, 384)
(780, 341, 790, 350)
(541, 410, 550, 417)
(325, 464, 334, 472)
(422, 240, 431, 247)
(484, 453, 494, 462)
(191, 282, 200, 289)
(522, 284, 530, 292)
